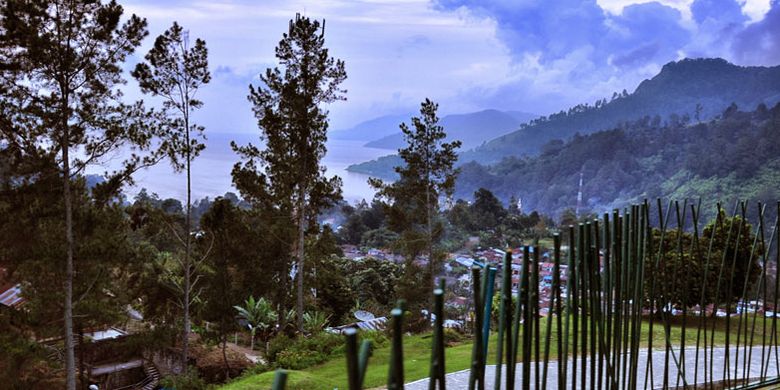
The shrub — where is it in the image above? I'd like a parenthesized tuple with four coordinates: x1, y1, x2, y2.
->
(359, 330, 389, 348)
(275, 348, 328, 370)
(271, 332, 343, 370)
(443, 328, 465, 346)
(266, 333, 294, 363)
(159, 367, 209, 390)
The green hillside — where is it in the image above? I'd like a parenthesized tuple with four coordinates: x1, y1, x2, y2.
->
(460, 58, 780, 165)
(455, 103, 780, 218)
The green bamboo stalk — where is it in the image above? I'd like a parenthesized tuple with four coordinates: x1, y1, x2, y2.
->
(602, 214, 613, 390)
(521, 246, 532, 390)
(542, 235, 561, 390)
(593, 219, 605, 390)
(708, 201, 739, 386)
(563, 226, 575, 390)
(482, 267, 497, 359)
(578, 223, 588, 390)
(469, 266, 485, 390)
(345, 328, 361, 390)
(495, 250, 512, 390)
(723, 201, 748, 386)
(388, 306, 405, 390)
(272, 369, 288, 390)
(429, 284, 446, 390)
(620, 209, 630, 390)
(533, 245, 541, 390)
(510, 246, 524, 390)
(735, 202, 766, 385)
(585, 222, 596, 390)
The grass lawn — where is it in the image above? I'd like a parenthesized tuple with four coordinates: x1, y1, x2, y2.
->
(221, 314, 778, 389)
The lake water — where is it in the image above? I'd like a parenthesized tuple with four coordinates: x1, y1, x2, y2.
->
(103, 133, 391, 204)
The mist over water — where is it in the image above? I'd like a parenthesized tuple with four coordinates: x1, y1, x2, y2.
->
(94, 133, 390, 204)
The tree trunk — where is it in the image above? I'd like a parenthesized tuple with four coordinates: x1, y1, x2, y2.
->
(183, 115, 192, 367)
(296, 196, 306, 333)
(221, 331, 230, 380)
(250, 329, 255, 351)
(426, 158, 435, 316)
(63, 115, 76, 390)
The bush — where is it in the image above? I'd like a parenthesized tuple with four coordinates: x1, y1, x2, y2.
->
(443, 328, 465, 346)
(360, 330, 389, 348)
(270, 332, 343, 370)
(275, 348, 328, 370)
(159, 367, 209, 390)
(266, 333, 294, 363)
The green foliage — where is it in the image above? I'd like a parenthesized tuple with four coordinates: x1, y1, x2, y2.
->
(370, 99, 461, 312)
(0, 176, 147, 337)
(338, 200, 386, 245)
(442, 328, 466, 346)
(234, 296, 278, 350)
(0, 2, 155, 386)
(460, 58, 780, 165)
(456, 103, 780, 218)
(132, 21, 211, 172)
(160, 367, 210, 390)
(341, 257, 403, 311)
(270, 332, 343, 370)
(306, 229, 353, 324)
(645, 209, 763, 307)
(231, 13, 347, 331)
(132, 20, 211, 362)
(303, 311, 331, 334)
(360, 228, 399, 249)
(266, 333, 295, 363)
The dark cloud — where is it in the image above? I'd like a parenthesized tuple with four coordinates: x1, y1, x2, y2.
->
(433, 0, 689, 71)
(733, 0, 780, 65)
(691, 0, 747, 26)
(611, 42, 661, 68)
(607, 2, 689, 68)
(433, 0, 609, 62)
(431, 0, 777, 114)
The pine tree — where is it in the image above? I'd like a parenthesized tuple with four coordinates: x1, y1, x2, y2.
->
(370, 99, 460, 308)
(132, 21, 210, 365)
(0, 2, 152, 388)
(232, 14, 346, 332)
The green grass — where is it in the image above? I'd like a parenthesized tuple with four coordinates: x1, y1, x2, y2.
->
(221, 314, 779, 389)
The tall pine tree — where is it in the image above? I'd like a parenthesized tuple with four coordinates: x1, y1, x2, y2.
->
(0, 2, 152, 388)
(370, 99, 460, 311)
(232, 14, 345, 332)
(132, 21, 210, 365)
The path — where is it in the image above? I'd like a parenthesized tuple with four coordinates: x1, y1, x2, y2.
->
(406, 346, 780, 389)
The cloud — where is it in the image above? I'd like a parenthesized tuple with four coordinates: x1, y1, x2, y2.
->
(429, 0, 778, 116)
(691, 0, 747, 25)
(120, 0, 779, 134)
(733, 0, 780, 65)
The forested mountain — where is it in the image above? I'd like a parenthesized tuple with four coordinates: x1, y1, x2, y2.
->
(460, 58, 780, 165)
(348, 58, 780, 178)
(455, 103, 780, 218)
(364, 109, 536, 150)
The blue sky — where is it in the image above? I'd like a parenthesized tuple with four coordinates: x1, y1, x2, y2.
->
(121, 0, 779, 133)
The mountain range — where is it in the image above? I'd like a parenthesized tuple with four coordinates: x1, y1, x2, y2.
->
(348, 58, 780, 180)
(455, 102, 780, 218)
(460, 58, 780, 165)
(330, 109, 537, 150)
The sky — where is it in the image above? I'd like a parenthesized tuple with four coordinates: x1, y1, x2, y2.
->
(120, 0, 779, 134)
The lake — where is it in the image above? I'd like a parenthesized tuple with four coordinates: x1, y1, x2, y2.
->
(104, 133, 392, 204)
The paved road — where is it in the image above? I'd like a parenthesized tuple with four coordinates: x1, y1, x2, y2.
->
(406, 346, 780, 389)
